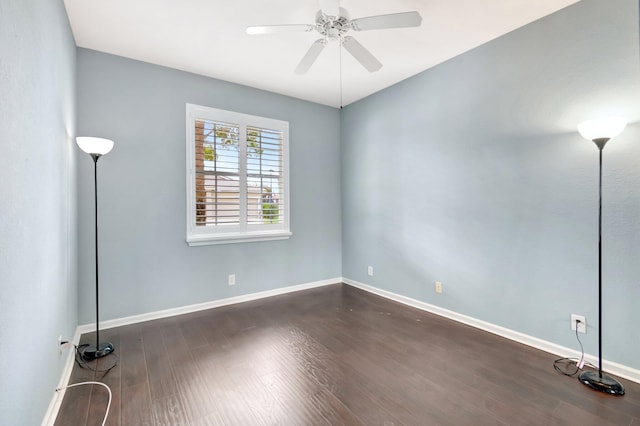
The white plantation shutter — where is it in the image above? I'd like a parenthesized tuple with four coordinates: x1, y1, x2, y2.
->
(186, 104, 290, 245)
(246, 126, 284, 225)
(195, 119, 240, 226)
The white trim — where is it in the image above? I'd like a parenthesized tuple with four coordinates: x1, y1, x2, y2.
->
(186, 230, 292, 246)
(78, 277, 341, 333)
(41, 327, 82, 426)
(342, 278, 640, 385)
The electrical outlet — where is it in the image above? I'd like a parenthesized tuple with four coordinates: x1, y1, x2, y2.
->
(367, 266, 374, 276)
(435, 281, 443, 294)
(571, 314, 586, 334)
(228, 274, 236, 286)
(58, 336, 72, 358)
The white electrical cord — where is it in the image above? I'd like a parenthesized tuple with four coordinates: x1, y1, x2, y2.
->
(56, 381, 112, 426)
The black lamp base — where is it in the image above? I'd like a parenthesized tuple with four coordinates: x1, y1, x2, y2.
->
(579, 371, 625, 395)
(80, 342, 115, 361)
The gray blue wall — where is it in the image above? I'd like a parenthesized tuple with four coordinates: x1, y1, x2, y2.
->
(341, 0, 640, 370)
(76, 49, 342, 323)
(0, 0, 78, 424)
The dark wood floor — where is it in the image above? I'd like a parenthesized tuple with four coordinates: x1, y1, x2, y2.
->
(55, 283, 640, 425)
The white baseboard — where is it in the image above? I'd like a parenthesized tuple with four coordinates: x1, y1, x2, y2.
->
(41, 327, 82, 426)
(77, 277, 341, 334)
(342, 277, 640, 385)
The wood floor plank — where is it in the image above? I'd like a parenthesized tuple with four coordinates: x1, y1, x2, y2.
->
(225, 361, 293, 425)
(152, 394, 190, 426)
(121, 382, 154, 426)
(278, 321, 403, 425)
(161, 324, 219, 423)
(141, 324, 179, 401)
(119, 325, 147, 389)
(189, 344, 264, 425)
(189, 412, 225, 426)
(179, 317, 211, 350)
(552, 400, 628, 426)
(55, 283, 640, 425)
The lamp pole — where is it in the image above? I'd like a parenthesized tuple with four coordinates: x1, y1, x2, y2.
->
(92, 154, 102, 355)
(595, 138, 606, 381)
(76, 137, 115, 361)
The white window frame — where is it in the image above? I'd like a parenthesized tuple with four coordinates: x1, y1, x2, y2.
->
(186, 104, 291, 246)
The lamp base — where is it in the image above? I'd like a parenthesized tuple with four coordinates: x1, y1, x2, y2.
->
(579, 370, 625, 395)
(80, 342, 115, 361)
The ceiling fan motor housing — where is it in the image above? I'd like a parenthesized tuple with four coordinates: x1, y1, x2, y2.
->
(316, 8, 350, 40)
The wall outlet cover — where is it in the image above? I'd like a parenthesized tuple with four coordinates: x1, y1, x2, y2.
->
(570, 314, 586, 333)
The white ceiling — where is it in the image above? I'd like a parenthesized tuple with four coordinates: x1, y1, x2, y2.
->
(63, 0, 580, 108)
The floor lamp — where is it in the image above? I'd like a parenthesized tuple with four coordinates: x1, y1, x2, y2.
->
(77, 137, 116, 361)
(576, 117, 626, 396)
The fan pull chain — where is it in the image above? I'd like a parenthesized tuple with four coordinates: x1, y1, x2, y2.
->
(339, 36, 343, 109)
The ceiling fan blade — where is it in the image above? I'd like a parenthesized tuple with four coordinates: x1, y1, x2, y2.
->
(246, 24, 315, 35)
(342, 36, 382, 72)
(350, 11, 422, 31)
(294, 39, 327, 74)
(319, 0, 340, 17)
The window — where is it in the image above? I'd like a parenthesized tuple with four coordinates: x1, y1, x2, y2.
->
(186, 104, 290, 245)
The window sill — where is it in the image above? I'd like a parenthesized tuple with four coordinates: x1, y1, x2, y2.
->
(186, 230, 292, 246)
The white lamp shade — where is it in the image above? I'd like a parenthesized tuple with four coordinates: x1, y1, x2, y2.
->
(577, 117, 627, 141)
(76, 137, 114, 155)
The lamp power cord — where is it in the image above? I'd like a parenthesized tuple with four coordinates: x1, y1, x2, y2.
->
(73, 343, 119, 377)
(56, 381, 111, 426)
(553, 319, 597, 376)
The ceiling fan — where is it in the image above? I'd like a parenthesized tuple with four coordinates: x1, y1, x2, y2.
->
(246, 0, 422, 74)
